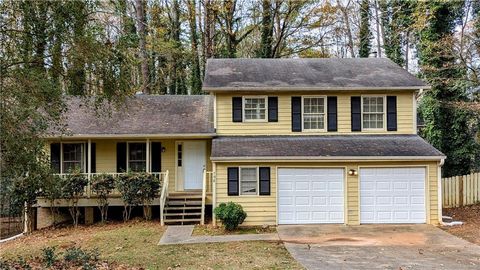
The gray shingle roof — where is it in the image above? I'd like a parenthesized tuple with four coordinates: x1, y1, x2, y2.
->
(48, 95, 214, 137)
(203, 58, 429, 91)
(211, 135, 444, 160)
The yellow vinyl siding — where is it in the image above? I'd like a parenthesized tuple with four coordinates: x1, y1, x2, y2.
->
(47, 139, 212, 196)
(215, 161, 440, 226)
(215, 164, 278, 226)
(215, 91, 415, 135)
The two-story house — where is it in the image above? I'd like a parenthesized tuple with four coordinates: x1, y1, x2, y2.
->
(38, 58, 444, 229)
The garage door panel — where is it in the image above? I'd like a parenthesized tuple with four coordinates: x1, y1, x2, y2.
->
(360, 167, 426, 224)
(278, 168, 344, 224)
(312, 196, 327, 206)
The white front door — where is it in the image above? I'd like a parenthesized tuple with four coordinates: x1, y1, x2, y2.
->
(278, 168, 345, 224)
(183, 141, 206, 190)
(360, 167, 426, 224)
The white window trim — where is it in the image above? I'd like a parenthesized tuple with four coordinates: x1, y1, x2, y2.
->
(301, 96, 327, 132)
(242, 96, 268, 123)
(59, 141, 87, 174)
(361, 95, 386, 131)
(127, 141, 148, 172)
(239, 166, 259, 196)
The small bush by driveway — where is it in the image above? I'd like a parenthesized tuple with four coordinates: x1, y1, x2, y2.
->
(278, 224, 480, 270)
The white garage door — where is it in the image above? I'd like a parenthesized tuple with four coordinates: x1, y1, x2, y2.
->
(360, 167, 426, 224)
(278, 168, 344, 224)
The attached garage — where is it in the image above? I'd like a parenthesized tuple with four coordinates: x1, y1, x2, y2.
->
(360, 167, 426, 224)
(278, 168, 345, 224)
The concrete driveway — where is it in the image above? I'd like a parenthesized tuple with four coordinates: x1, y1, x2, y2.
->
(278, 224, 480, 270)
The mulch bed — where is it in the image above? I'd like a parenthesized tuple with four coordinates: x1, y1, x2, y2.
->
(442, 203, 480, 245)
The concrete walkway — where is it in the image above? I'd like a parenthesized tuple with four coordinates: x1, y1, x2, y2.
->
(158, 225, 279, 245)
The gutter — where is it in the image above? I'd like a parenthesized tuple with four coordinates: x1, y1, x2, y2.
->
(203, 85, 431, 92)
(438, 157, 446, 224)
(43, 133, 217, 139)
(210, 155, 446, 162)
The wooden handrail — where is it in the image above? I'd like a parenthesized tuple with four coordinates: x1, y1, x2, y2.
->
(160, 170, 169, 226)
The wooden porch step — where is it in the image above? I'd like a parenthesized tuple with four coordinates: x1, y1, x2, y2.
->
(164, 218, 201, 223)
(164, 212, 201, 217)
(165, 206, 202, 210)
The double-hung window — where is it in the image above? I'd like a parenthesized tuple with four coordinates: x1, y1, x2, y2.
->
(62, 143, 85, 173)
(240, 167, 258, 195)
(128, 143, 146, 172)
(362, 96, 385, 130)
(303, 97, 326, 131)
(243, 97, 267, 121)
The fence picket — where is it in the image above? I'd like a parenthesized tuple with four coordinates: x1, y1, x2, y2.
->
(442, 172, 480, 208)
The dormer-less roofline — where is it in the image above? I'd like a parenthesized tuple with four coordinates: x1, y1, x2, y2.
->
(203, 86, 430, 92)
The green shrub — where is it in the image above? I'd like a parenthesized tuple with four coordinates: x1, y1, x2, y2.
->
(64, 246, 99, 269)
(214, 202, 247, 231)
(115, 172, 160, 221)
(42, 174, 64, 227)
(62, 171, 88, 227)
(42, 246, 57, 267)
(91, 174, 115, 222)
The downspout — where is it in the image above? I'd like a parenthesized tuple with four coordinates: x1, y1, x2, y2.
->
(438, 158, 445, 224)
(212, 162, 217, 227)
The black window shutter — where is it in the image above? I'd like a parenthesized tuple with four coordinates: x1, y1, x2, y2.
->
(151, 142, 162, 173)
(91, 143, 96, 173)
(259, 167, 271, 195)
(387, 96, 397, 131)
(268, 97, 278, 122)
(351, 96, 362, 131)
(232, 97, 243, 122)
(291, 96, 302, 132)
(50, 143, 61, 173)
(327, 96, 338, 131)
(227, 167, 239, 196)
(116, 142, 127, 173)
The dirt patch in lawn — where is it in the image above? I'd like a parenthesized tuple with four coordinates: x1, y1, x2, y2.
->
(193, 224, 277, 236)
(442, 203, 480, 245)
(1, 221, 301, 269)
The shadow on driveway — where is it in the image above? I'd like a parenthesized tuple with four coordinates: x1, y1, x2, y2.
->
(278, 224, 480, 270)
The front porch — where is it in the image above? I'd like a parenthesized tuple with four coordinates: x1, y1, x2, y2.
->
(38, 137, 215, 228)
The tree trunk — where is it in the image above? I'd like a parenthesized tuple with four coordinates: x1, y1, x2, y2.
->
(258, 0, 274, 58)
(135, 0, 149, 94)
(187, 0, 202, 94)
(338, 0, 355, 58)
(374, 0, 382, 57)
(204, 0, 214, 60)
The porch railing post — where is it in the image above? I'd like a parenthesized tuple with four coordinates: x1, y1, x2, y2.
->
(87, 139, 92, 198)
(201, 169, 207, 225)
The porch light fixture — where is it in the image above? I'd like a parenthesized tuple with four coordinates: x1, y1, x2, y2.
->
(161, 147, 166, 153)
(348, 169, 358, 176)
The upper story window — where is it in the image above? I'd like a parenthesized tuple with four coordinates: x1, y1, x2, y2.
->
(362, 96, 385, 130)
(128, 142, 146, 172)
(63, 143, 85, 173)
(302, 97, 326, 131)
(243, 97, 267, 122)
(240, 167, 258, 195)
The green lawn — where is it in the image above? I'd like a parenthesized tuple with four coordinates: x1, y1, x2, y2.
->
(0, 220, 302, 269)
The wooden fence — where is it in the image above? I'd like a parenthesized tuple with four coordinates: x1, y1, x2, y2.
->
(442, 172, 480, 208)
